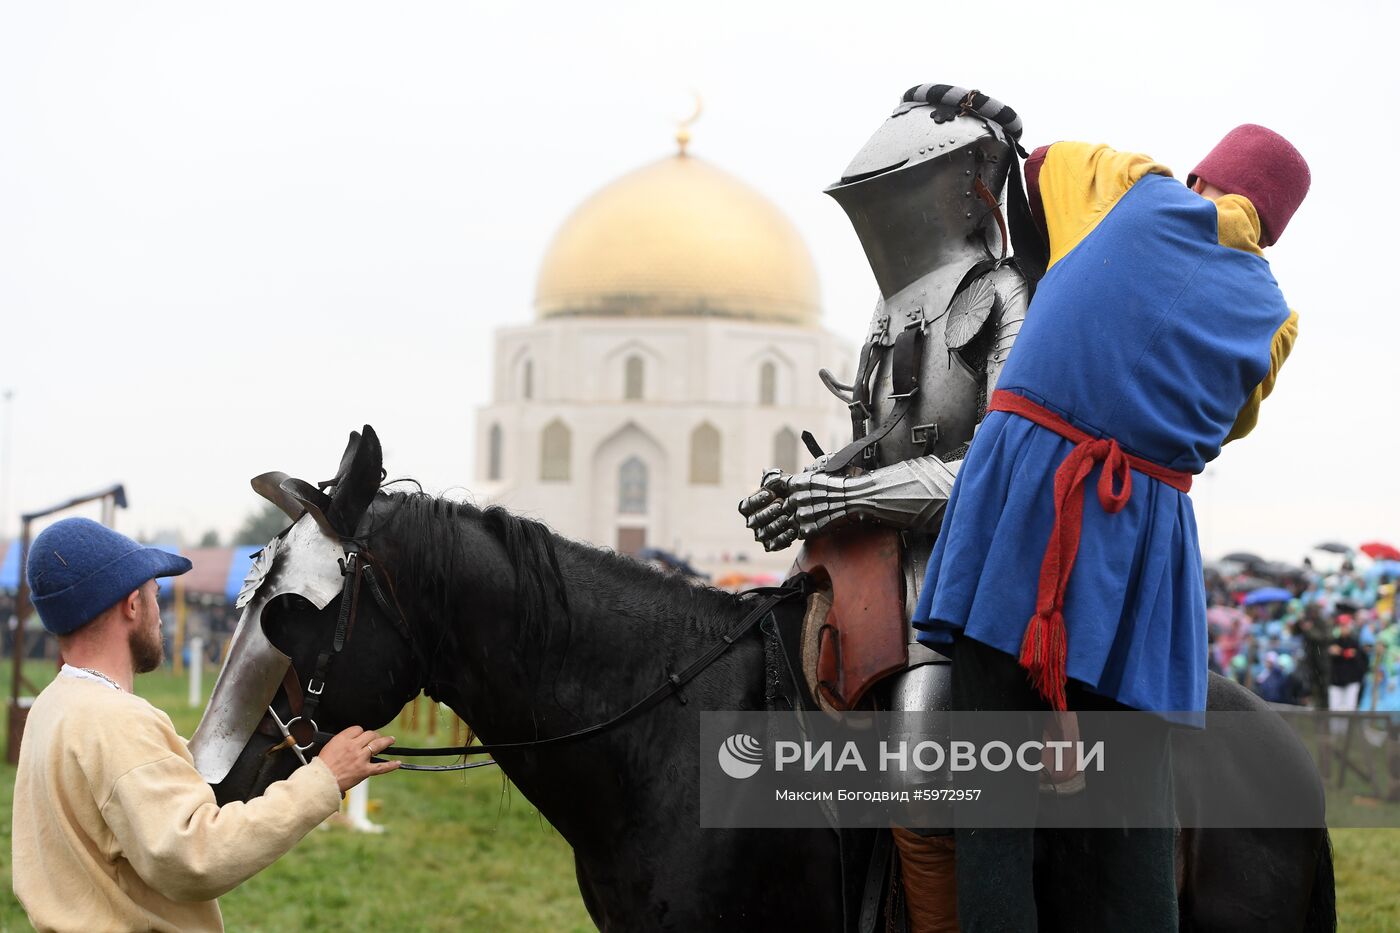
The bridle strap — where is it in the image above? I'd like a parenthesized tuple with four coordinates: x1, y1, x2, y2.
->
(373, 582, 807, 764)
(262, 548, 386, 749)
(266, 545, 808, 773)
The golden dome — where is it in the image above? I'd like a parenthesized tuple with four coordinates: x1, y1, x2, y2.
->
(535, 153, 821, 326)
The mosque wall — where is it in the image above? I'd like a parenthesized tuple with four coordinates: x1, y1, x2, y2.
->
(475, 317, 852, 577)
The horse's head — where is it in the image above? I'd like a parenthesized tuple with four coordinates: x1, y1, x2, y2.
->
(192, 426, 425, 803)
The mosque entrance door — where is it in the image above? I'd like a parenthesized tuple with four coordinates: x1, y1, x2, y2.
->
(617, 527, 647, 556)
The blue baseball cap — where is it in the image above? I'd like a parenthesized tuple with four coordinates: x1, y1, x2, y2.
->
(27, 517, 192, 635)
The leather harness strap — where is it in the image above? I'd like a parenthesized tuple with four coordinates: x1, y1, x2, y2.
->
(260, 549, 425, 755)
(973, 175, 1008, 261)
(373, 581, 808, 762)
(824, 327, 923, 473)
(824, 258, 1001, 475)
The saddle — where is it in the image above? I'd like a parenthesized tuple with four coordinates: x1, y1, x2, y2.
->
(758, 559, 906, 933)
(794, 526, 908, 711)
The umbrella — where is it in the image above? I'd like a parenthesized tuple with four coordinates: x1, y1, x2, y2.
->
(1304, 549, 1349, 573)
(1365, 560, 1400, 582)
(1223, 552, 1266, 568)
(1214, 558, 1246, 577)
(1258, 560, 1304, 579)
(1360, 541, 1400, 562)
(1313, 542, 1352, 554)
(1243, 587, 1294, 606)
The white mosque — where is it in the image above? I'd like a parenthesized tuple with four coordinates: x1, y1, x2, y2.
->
(473, 128, 851, 578)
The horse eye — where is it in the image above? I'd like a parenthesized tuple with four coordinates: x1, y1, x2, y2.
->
(263, 593, 319, 627)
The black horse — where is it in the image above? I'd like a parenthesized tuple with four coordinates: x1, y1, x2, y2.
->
(212, 427, 1335, 932)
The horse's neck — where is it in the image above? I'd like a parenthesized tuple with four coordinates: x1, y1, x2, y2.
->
(424, 525, 743, 747)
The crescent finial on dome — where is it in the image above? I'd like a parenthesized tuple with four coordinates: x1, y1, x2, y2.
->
(676, 91, 702, 157)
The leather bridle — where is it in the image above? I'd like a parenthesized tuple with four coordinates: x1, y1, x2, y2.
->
(258, 544, 808, 774)
(256, 547, 482, 771)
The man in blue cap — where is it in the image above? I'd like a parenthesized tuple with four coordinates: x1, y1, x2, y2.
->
(12, 517, 399, 933)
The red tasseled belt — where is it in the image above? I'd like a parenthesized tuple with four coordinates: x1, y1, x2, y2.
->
(985, 390, 1194, 711)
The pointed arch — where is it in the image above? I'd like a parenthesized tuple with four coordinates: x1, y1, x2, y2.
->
(689, 422, 722, 485)
(618, 456, 648, 514)
(509, 345, 537, 402)
(540, 418, 571, 481)
(773, 426, 799, 475)
(488, 423, 504, 481)
(624, 354, 645, 400)
(759, 361, 777, 406)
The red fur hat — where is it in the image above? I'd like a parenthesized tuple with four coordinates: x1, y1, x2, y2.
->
(1189, 124, 1310, 246)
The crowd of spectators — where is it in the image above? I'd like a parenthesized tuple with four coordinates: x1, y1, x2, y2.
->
(1207, 546, 1398, 711)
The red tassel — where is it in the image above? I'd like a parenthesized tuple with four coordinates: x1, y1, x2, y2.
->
(986, 390, 1195, 715)
(1019, 610, 1068, 712)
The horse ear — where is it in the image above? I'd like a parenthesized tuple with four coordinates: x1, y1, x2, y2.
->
(279, 478, 337, 537)
(323, 430, 362, 490)
(250, 471, 306, 521)
(326, 424, 382, 536)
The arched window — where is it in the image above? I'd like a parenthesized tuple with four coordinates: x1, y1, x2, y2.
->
(521, 359, 535, 400)
(759, 361, 777, 406)
(488, 423, 503, 481)
(773, 427, 799, 475)
(689, 422, 721, 485)
(618, 457, 648, 514)
(624, 355, 645, 400)
(540, 419, 571, 481)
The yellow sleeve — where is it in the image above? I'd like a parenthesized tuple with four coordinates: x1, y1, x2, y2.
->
(1039, 142, 1173, 268)
(1214, 194, 1265, 257)
(1225, 309, 1298, 444)
(99, 712, 341, 901)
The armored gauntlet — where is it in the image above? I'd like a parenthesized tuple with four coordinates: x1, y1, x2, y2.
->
(739, 455, 959, 552)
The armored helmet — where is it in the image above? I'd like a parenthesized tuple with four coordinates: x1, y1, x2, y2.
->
(826, 85, 1027, 299)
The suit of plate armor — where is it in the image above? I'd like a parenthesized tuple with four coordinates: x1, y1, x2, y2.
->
(740, 84, 1033, 776)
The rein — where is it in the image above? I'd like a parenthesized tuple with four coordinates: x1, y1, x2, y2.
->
(263, 546, 807, 773)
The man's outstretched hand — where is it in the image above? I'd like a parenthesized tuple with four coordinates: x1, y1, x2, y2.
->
(318, 725, 401, 793)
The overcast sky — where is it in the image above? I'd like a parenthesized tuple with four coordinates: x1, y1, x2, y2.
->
(1, 0, 1396, 563)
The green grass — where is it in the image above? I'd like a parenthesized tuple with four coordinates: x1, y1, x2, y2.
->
(1, 663, 1398, 930)
(1334, 829, 1400, 931)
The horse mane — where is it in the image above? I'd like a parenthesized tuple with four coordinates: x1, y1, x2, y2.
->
(368, 486, 742, 655)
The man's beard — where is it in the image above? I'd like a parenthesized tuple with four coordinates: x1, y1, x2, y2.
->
(130, 620, 165, 674)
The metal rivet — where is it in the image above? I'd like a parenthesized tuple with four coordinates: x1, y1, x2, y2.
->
(965, 191, 973, 198)
(965, 170, 972, 176)
(965, 212, 973, 218)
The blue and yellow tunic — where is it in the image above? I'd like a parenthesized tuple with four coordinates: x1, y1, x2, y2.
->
(911, 143, 1297, 713)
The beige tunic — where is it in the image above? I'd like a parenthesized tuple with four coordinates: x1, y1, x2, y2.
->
(12, 674, 341, 932)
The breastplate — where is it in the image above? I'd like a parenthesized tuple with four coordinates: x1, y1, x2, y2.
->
(862, 267, 986, 468)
